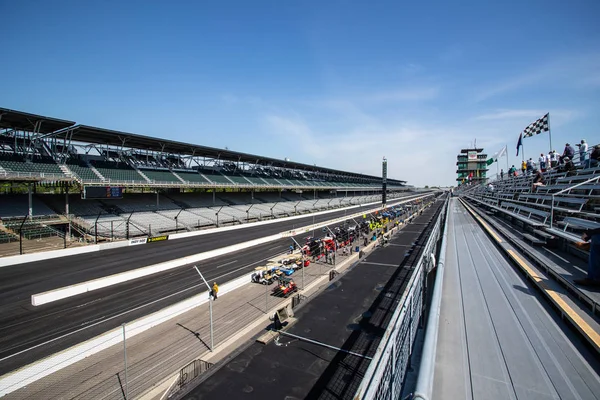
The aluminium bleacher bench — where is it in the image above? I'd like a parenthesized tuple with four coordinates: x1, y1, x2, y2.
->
(499, 201, 550, 227)
(517, 194, 588, 213)
(546, 217, 600, 243)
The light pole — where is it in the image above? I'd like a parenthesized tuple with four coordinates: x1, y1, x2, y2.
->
(290, 236, 305, 290)
(193, 266, 214, 351)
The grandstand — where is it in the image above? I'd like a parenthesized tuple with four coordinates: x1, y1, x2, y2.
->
(459, 158, 600, 277)
(0, 107, 409, 253)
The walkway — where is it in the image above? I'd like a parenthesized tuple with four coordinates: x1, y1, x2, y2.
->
(433, 199, 600, 400)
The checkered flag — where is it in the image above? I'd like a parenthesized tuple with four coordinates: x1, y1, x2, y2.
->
(523, 113, 549, 138)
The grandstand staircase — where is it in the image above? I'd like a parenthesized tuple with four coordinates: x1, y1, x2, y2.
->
(220, 173, 236, 186)
(86, 161, 106, 181)
(129, 163, 152, 183)
(58, 164, 76, 180)
(170, 170, 187, 184)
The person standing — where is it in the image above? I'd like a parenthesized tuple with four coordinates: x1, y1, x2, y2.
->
(211, 282, 219, 300)
(577, 139, 588, 167)
(574, 227, 600, 287)
(538, 153, 546, 172)
(550, 150, 559, 168)
(521, 160, 527, 175)
(526, 158, 534, 174)
(561, 143, 575, 164)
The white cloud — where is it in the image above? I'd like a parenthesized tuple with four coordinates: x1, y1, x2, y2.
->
(472, 52, 600, 102)
(472, 109, 582, 124)
(473, 71, 549, 102)
(262, 109, 480, 187)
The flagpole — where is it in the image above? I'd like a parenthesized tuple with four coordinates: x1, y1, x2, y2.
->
(505, 144, 509, 172)
(547, 113, 553, 152)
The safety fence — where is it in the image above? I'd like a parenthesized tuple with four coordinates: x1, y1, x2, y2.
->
(354, 196, 449, 399)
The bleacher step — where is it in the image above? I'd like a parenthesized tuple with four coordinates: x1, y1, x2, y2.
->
(522, 233, 545, 246)
(533, 230, 554, 240)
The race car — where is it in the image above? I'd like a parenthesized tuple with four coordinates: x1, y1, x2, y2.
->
(272, 277, 298, 297)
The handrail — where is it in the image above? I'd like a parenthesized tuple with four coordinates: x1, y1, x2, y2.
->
(355, 196, 447, 399)
(412, 197, 451, 400)
(550, 174, 600, 229)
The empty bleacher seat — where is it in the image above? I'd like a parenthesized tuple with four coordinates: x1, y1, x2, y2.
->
(140, 169, 181, 184)
(90, 160, 146, 182)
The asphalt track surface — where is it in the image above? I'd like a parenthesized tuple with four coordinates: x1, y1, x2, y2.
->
(0, 196, 427, 375)
(180, 198, 445, 400)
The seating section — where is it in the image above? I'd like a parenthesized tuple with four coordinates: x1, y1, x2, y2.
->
(463, 160, 600, 244)
(174, 171, 211, 184)
(200, 170, 232, 185)
(66, 159, 101, 181)
(0, 189, 411, 239)
(0, 229, 17, 243)
(90, 160, 146, 182)
(3, 220, 62, 240)
(140, 169, 181, 184)
(0, 153, 64, 176)
(0, 195, 57, 218)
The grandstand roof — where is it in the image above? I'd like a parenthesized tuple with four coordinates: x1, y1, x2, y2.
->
(0, 108, 76, 134)
(57, 125, 405, 182)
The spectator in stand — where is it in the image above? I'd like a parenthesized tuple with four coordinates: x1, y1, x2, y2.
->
(573, 226, 600, 287)
(560, 143, 575, 164)
(526, 158, 534, 174)
(550, 150, 559, 168)
(521, 160, 527, 175)
(577, 139, 588, 167)
(545, 152, 552, 170)
(508, 165, 516, 177)
(538, 153, 546, 172)
(500, 169, 504, 180)
(561, 157, 576, 176)
(531, 168, 545, 191)
(590, 145, 600, 168)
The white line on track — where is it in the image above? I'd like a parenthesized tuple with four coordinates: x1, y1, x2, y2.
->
(215, 260, 238, 269)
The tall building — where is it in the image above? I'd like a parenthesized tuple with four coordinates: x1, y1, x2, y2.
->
(456, 148, 488, 185)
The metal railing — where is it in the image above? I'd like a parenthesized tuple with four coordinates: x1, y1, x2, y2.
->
(549, 174, 600, 228)
(0, 170, 69, 180)
(354, 197, 448, 400)
(412, 199, 451, 400)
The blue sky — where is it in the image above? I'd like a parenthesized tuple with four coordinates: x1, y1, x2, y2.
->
(1, 0, 599, 187)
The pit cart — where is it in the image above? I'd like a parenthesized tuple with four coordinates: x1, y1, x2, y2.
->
(272, 277, 298, 298)
(251, 267, 275, 285)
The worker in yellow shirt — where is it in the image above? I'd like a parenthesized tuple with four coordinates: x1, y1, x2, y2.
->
(211, 282, 219, 300)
